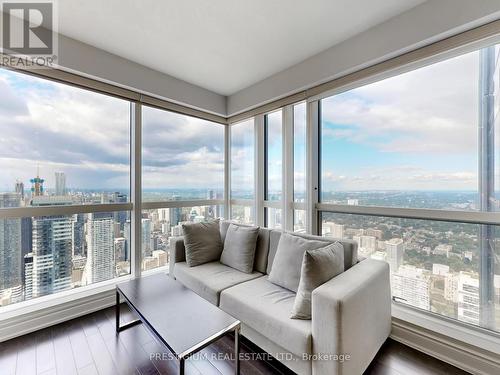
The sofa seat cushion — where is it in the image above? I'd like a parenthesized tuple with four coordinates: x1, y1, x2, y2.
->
(220, 276, 312, 357)
(174, 261, 263, 306)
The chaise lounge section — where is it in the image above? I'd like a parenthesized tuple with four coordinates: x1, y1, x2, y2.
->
(169, 221, 391, 375)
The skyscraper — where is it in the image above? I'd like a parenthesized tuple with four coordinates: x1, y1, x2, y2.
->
(142, 218, 152, 257)
(55, 172, 67, 196)
(24, 253, 33, 300)
(114, 237, 126, 262)
(15, 180, 24, 200)
(0, 193, 22, 303)
(386, 238, 404, 273)
(31, 196, 73, 297)
(86, 212, 115, 284)
(72, 213, 85, 257)
(169, 195, 182, 227)
(112, 192, 128, 229)
(30, 168, 45, 198)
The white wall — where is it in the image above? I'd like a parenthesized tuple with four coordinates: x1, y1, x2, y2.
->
(227, 0, 500, 116)
(57, 35, 227, 116)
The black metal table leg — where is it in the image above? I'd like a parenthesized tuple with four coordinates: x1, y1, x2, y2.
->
(115, 287, 142, 333)
(179, 357, 185, 375)
(234, 326, 240, 375)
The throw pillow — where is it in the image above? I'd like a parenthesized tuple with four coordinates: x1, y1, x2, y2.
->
(290, 242, 344, 319)
(182, 219, 222, 267)
(268, 232, 334, 292)
(220, 223, 260, 273)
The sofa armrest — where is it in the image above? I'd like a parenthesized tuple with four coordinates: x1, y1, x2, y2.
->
(168, 236, 185, 278)
(311, 259, 391, 375)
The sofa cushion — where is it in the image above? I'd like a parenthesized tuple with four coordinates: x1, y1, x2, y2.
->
(220, 276, 312, 357)
(182, 220, 222, 267)
(269, 232, 333, 292)
(220, 224, 260, 273)
(267, 230, 358, 274)
(220, 221, 271, 273)
(174, 261, 263, 305)
(291, 242, 344, 319)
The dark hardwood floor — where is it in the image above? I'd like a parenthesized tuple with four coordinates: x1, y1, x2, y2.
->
(0, 305, 470, 375)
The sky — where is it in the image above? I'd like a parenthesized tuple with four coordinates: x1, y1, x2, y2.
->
(0, 68, 224, 192)
(1, 44, 499, 195)
(320, 46, 500, 192)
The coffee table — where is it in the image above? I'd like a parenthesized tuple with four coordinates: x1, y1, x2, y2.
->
(116, 273, 241, 374)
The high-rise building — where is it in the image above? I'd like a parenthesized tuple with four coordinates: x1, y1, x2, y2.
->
(386, 238, 404, 273)
(457, 272, 480, 325)
(24, 253, 33, 300)
(86, 212, 115, 284)
(30, 168, 45, 198)
(55, 172, 67, 196)
(114, 237, 126, 262)
(392, 265, 431, 310)
(72, 213, 85, 257)
(15, 180, 25, 199)
(124, 220, 131, 261)
(324, 222, 344, 239)
(31, 196, 73, 298)
(169, 195, 182, 227)
(112, 192, 128, 229)
(142, 218, 152, 257)
(0, 193, 22, 303)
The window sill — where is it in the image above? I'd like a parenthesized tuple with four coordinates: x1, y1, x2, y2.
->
(392, 302, 500, 355)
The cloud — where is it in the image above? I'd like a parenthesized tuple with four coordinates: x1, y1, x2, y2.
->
(0, 68, 225, 191)
(321, 50, 480, 155)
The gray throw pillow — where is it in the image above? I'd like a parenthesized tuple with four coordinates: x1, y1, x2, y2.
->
(269, 232, 334, 292)
(220, 224, 259, 273)
(291, 242, 344, 319)
(182, 219, 222, 267)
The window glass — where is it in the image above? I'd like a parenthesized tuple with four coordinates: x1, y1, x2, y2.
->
(265, 111, 282, 201)
(320, 50, 481, 210)
(265, 207, 282, 229)
(231, 120, 254, 199)
(142, 106, 224, 201)
(0, 69, 130, 205)
(141, 205, 223, 271)
(321, 212, 500, 331)
(230, 205, 254, 225)
(0, 210, 130, 307)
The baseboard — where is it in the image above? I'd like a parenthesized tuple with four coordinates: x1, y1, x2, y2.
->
(0, 289, 115, 342)
(2, 291, 500, 375)
(391, 318, 500, 375)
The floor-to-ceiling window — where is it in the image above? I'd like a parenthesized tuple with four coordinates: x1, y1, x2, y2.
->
(264, 110, 283, 229)
(319, 43, 500, 332)
(141, 106, 225, 271)
(230, 119, 255, 224)
(0, 68, 131, 307)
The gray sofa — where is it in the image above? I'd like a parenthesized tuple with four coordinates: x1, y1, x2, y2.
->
(169, 221, 391, 375)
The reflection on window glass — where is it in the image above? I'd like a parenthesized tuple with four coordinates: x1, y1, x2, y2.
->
(231, 120, 254, 199)
(265, 111, 282, 201)
(230, 205, 254, 225)
(320, 48, 488, 210)
(265, 207, 282, 229)
(321, 212, 500, 332)
(142, 106, 224, 202)
(141, 205, 223, 271)
(0, 209, 130, 307)
(0, 68, 130, 205)
(294, 103, 306, 204)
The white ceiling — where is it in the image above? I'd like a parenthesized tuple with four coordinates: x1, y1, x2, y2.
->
(58, 0, 426, 96)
